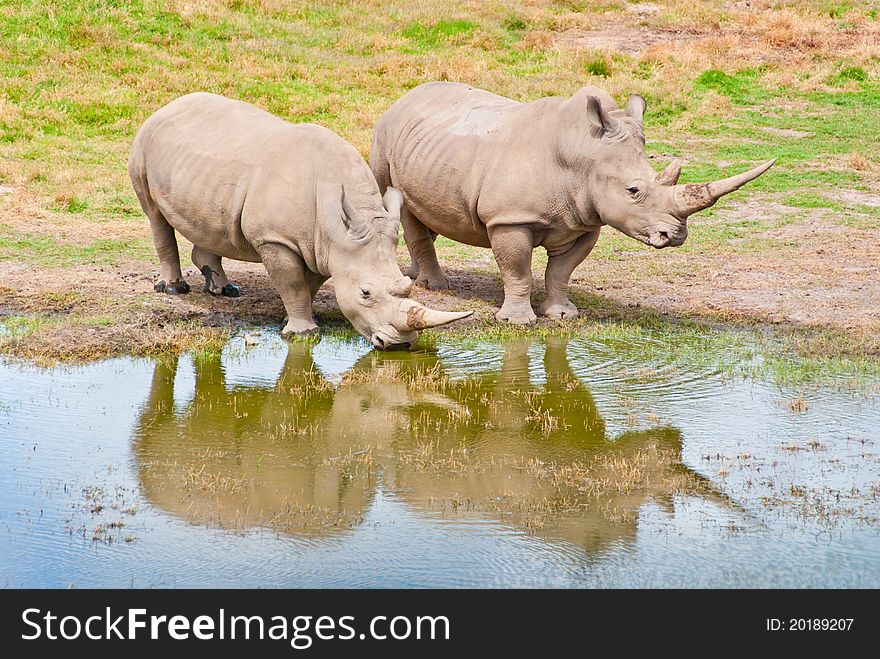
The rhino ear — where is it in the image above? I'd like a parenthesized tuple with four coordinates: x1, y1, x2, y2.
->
(382, 187, 403, 224)
(585, 95, 616, 136)
(340, 185, 371, 240)
(317, 182, 371, 240)
(625, 94, 646, 124)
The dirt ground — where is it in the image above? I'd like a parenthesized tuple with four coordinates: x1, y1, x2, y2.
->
(1, 195, 878, 363)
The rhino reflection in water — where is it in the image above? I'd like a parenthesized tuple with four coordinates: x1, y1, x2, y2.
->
(134, 337, 730, 552)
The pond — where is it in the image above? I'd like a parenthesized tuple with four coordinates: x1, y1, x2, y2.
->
(1, 332, 878, 587)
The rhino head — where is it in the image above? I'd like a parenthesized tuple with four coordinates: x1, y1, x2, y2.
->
(574, 91, 774, 248)
(320, 184, 471, 349)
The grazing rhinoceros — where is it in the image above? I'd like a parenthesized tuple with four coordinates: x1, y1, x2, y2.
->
(129, 93, 471, 348)
(370, 82, 775, 324)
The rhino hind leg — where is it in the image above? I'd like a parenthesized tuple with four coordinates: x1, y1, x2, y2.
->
(192, 246, 240, 297)
(256, 243, 319, 337)
(488, 224, 537, 325)
(400, 205, 450, 290)
(537, 230, 600, 321)
(143, 198, 189, 295)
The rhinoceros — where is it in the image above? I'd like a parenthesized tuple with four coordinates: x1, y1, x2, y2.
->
(129, 93, 471, 348)
(370, 82, 774, 324)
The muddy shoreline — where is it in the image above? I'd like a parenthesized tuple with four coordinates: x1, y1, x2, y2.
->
(1, 235, 878, 368)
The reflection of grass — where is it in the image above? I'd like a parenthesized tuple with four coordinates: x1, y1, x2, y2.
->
(397, 441, 713, 532)
(3, 306, 878, 389)
(428, 320, 880, 390)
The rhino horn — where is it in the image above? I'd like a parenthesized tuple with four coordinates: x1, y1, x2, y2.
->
(673, 159, 776, 216)
(395, 300, 473, 331)
(655, 159, 682, 186)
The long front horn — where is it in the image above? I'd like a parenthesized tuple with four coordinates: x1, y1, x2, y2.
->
(673, 159, 775, 216)
(395, 300, 473, 331)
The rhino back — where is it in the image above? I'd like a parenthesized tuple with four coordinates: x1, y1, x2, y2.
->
(134, 93, 368, 264)
(373, 82, 568, 243)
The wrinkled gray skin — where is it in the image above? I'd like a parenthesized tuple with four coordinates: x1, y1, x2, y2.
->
(371, 82, 774, 324)
(129, 93, 471, 348)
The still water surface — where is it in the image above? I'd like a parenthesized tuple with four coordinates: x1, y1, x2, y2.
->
(1, 333, 878, 587)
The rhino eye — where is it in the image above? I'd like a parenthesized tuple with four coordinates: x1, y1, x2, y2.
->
(360, 288, 371, 299)
(626, 186, 640, 196)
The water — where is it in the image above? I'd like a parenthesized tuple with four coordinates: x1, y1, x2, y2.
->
(0, 333, 878, 588)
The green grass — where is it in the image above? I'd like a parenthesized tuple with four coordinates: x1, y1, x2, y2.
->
(0, 315, 51, 338)
(0, 233, 153, 266)
(584, 58, 611, 77)
(693, 68, 769, 105)
(0, 1, 876, 233)
(401, 19, 478, 52)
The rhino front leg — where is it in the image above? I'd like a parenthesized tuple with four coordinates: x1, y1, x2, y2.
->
(401, 204, 450, 289)
(192, 246, 240, 297)
(305, 270, 328, 300)
(489, 224, 537, 325)
(256, 243, 319, 337)
(538, 230, 600, 320)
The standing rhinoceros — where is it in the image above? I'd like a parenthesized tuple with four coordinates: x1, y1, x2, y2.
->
(370, 82, 774, 324)
(129, 93, 471, 348)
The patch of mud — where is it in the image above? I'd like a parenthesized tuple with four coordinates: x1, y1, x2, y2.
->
(759, 126, 813, 139)
(827, 189, 880, 208)
(557, 25, 706, 55)
(623, 2, 661, 17)
(715, 199, 798, 222)
(759, 216, 838, 240)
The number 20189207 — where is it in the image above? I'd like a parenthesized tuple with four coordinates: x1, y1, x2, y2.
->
(766, 619, 854, 631)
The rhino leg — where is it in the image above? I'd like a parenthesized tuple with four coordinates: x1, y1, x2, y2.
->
(192, 246, 240, 297)
(537, 230, 600, 321)
(401, 205, 450, 290)
(489, 224, 537, 325)
(130, 156, 189, 295)
(145, 205, 189, 295)
(305, 270, 328, 300)
(256, 243, 319, 337)
(142, 355, 178, 420)
(401, 240, 419, 279)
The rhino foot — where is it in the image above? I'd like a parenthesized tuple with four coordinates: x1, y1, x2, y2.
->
(496, 304, 537, 325)
(154, 279, 191, 295)
(537, 300, 580, 321)
(280, 319, 319, 339)
(221, 284, 241, 298)
(415, 272, 451, 290)
(205, 282, 241, 298)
